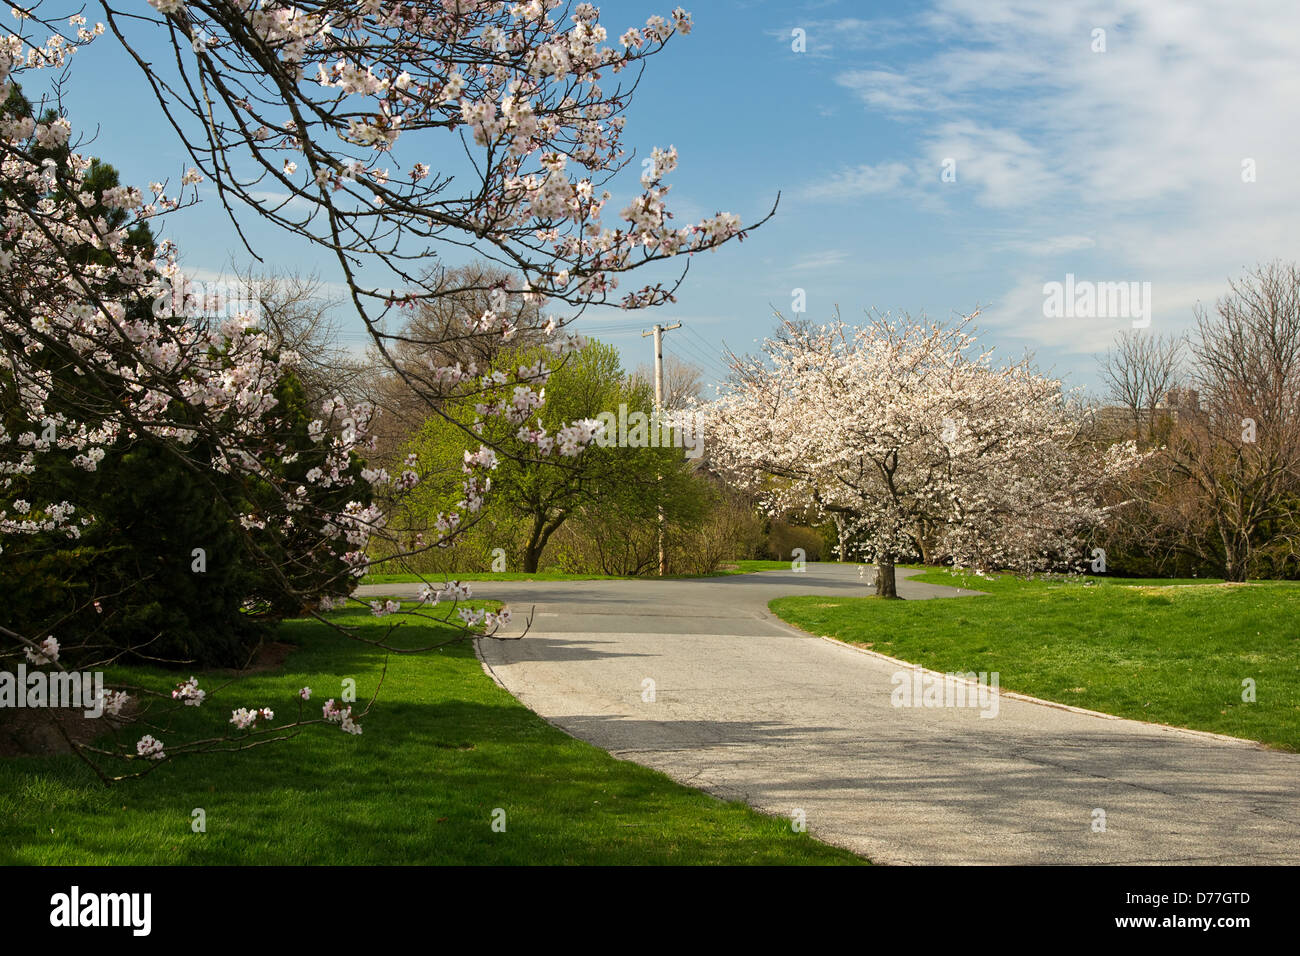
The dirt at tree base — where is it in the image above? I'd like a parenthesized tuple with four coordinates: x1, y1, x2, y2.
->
(0, 641, 296, 757)
(0, 705, 134, 758)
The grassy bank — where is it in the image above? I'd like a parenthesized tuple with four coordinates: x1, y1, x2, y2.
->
(0, 603, 862, 865)
(771, 570, 1300, 751)
(358, 559, 797, 586)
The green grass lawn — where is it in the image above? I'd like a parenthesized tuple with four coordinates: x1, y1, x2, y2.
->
(771, 570, 1300, 752)
(359, 569, 636, 584)
(0, 603, 862, 865)
(728, 559, 806, 573)
(359, 559, 798, 585)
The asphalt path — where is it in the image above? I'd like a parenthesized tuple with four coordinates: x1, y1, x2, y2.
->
(357, 564, 1300, 864)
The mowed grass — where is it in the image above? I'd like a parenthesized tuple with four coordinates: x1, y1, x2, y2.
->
(359, 559, 796, 585)
(728, 560, 804, 573)
(359, 569, 632, 584)
(0, 604, 862, 865)
(771, 571, 1300, 752)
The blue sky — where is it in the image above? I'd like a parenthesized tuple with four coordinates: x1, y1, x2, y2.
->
(51, 0, 1300, 396)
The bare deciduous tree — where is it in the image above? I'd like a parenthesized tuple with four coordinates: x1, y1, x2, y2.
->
(360, 262, 551, 464)
(632, 352, 703, 411)
(234, 266, 370, 407)
(1178, 263, 1300, 579)
(1113, 262, 1300, 581)
(1098, 330, 1183, 443)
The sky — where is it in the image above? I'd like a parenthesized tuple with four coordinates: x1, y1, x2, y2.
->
(48, 0, 1300, 397)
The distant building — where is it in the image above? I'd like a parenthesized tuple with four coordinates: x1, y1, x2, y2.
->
(1091, 388, 1203, 440)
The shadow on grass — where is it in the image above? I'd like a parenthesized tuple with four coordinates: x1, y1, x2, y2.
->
(0, 617, 863, 866)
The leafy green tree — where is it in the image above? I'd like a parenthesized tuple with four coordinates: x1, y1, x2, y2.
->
(2, 86, 368, 666)
(403, 340, 705, 573)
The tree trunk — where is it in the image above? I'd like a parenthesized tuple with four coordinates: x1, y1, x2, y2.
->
(1223, 542, 1250, 583)
(875, 558, 900, 599)
(522, 544, 541, 574)
(522, 513, 565, 573)
(523, 514, 546, 573)
(1217, 523, 1250, 583)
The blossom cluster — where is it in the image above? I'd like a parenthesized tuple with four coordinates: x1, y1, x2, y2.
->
(707, 315, 1145, 574)
(121, 0, 755, 323)
(23, 635, 59, 665)
(0, 0, 752, 773)
(322, 698, 362, 735)
(230, 706, 275, 730)
(171, 676, 206, 707)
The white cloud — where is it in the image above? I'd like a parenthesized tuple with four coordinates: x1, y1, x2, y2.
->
(977, 274, 1126, 356)
(817, 0, 1300, 352)
(798, 161, 912, 201)
(921, 120, 1056, 208)
(980, 272, 1231, 357)
(994, 234, 1097, 256)
(764, 17, 914, 58)
(818, 17, 906, 45)
(836, 69, 951, 112)
(787, 249, 849, 272)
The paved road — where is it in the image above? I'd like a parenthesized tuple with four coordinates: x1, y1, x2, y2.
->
(358, 564, 1300, 864)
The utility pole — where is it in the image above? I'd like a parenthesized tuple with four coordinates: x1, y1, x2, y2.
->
(642, 321, 681, 576)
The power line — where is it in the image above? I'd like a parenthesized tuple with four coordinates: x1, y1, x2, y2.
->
(681, 339, 730, 380)
(664, 341, 728, 385)
(667, 328, 731, 381)
(685, 325, 734, 377)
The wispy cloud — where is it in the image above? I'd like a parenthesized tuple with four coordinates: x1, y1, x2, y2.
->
(765, 16, 925, 58)
(798, 161, 912, 201)
(795, 0, 1300, 352)
(920, 120, 1057, 208)
(786, 249, 850, 272)
(836, 69, 952, 112)
(992, 234, 1097, 256)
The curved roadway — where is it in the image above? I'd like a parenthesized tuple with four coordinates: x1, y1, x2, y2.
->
(358, 563, 1300, 864)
